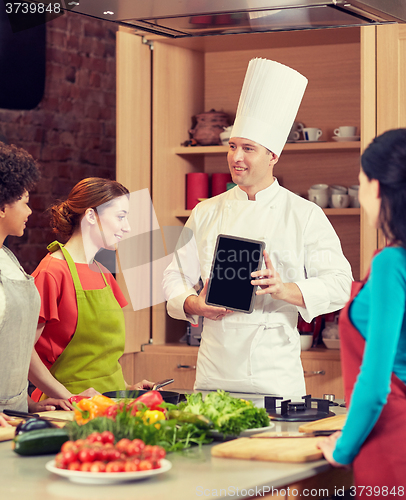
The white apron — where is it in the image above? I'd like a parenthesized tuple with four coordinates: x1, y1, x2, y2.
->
(193, 192, 305, 396)
(0, 247, 41, 412)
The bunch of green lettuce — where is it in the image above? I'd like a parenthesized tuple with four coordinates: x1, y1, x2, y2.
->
(178, 390, 270, 436)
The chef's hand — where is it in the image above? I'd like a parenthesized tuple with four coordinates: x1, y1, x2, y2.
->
(317, 431, 350, 469)
(0, 413, 12, 428)
(251, 251, 305, 307)
(184, 279, 233, 321)
(28, 396, 73, 412)
(127, 380, 155, 390)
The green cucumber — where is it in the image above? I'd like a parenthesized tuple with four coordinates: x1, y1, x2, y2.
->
(13, 427, 69, 456)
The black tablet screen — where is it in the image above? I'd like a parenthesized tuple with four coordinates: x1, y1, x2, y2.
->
(206, 235, 264, 313)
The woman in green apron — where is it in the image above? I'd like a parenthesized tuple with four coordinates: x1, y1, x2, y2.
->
(0, 142, 68, 425)
(29, 178, 152, 403)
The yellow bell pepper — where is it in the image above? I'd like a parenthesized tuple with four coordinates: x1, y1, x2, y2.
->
(136, 410, 166, 429)
(73, 399, 98, 425)
(90, 395, 115, 417)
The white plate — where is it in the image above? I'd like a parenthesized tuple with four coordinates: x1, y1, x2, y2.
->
(45, 459, 172, 485)
(209, 422, 274, 439)
(332, 136, 360, 142)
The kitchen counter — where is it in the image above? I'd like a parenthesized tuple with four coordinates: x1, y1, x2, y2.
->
(0, 404, 352, 500)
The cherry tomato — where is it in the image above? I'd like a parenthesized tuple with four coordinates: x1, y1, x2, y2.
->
(86, 432, 103, 444)
(105, 461, 125, 473)
(55, 452, 67, 469)
(89, 461, 106, 473)
(80, 462, 93, 472)
(142, 445, 155, 459)
(124, 460, 140, 472)
(61, 441, 77, 453)
(149, 445, 166, 459)
(138, 459, 153, 471)
(106, 448, 122, 461)
(126, 440, 145, 457)
(115, 438, 132, 454)
(68, 461, 81, 471)
(100, 430, 115, 445)
(61, 450, 78, 465)
(78, 447, 97, 463)
(74, 439, 86, 449)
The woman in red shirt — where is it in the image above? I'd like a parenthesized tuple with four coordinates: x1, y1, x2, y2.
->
(30, 178, 152, 405)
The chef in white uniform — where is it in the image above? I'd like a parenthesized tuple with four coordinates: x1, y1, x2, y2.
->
(163, 58, 352, 397)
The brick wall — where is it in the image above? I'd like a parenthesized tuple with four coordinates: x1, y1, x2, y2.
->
(0, 12, 118, 273)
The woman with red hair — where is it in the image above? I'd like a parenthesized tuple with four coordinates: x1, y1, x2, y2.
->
(30, 178, 152, 405)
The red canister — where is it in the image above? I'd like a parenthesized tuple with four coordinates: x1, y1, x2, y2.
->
(211, 173, 232, 197)
(186, 173, 209, 209)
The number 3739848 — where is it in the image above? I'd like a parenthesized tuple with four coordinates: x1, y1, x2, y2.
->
(349, 486, 404, 497)
(5, 2, 62, 14)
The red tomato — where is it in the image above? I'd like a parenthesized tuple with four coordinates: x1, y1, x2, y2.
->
(100, 430, 115, 445)
(55, 452, 67, 469)
(68, 461, 81, 471)
(104, 405, 118, 420)
(138, 459, 153, 471)
(115, 438, 132, 454)
(60, 441, 76, 453)
(89, 461, 106, 473)
(61, 450, 78, 465)
(148, 445, 166, 459)
(74, 439, 86, 449)
(124, 460, 139, 472)
(86, 432, 103, 444)
(142, 445, 155, 459)
(105, 461, 125, 473)
(106, 448, 122, 461)
(80, 462, 93, 472)
(126, 440, 145, 457)
(78, 447, 97, 463)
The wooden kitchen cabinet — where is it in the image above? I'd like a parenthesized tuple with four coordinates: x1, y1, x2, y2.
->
(301, 348, 343, 399)
(116, 24, 406, 387)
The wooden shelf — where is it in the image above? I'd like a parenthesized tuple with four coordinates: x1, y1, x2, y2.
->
(174, 141, 361, 156)
(175, 207, 360, 219)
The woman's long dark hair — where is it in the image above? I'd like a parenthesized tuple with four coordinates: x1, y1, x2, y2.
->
(361, 128, 406, 248)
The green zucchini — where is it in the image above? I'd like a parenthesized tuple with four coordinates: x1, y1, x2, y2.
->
(13, 427, 69, 456)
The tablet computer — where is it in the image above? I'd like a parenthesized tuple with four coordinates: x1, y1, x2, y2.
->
(205, 234, 265, 314)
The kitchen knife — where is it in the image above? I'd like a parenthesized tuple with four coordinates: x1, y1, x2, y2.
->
(250, 430, 337, 439)
(3, 409, 71, 423)
(152, 378, 174, 390)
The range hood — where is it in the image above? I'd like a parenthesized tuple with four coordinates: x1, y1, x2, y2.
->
(63, 0, 406, 38)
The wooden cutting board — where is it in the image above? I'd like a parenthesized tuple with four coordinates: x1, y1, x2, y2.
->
(211, 436, 325, 463)
(0, 427, 16, 442)
(298, 414, 346, 433)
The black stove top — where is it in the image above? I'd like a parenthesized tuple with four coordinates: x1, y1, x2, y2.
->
(264, 395, 336, 422)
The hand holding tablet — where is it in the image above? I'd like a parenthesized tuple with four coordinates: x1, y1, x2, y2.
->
(205, 235, 265, 314)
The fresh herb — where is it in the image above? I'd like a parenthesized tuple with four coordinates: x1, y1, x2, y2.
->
(65, 403, 212, 452)
(178, 390, 270, 436)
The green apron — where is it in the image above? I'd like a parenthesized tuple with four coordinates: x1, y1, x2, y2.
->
(47, 241, 126, 394)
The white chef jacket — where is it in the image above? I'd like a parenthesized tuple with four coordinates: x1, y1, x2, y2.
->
(163, 179, 353, 396)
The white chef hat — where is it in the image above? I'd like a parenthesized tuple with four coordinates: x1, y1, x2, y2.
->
(231, 58, 308, 157)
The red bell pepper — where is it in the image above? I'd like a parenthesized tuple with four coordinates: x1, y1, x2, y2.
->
(129, 391, 164, 412)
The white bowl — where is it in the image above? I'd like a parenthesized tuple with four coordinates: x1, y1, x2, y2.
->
(300, 334, 313, 351)
(323, 338, 340, 349)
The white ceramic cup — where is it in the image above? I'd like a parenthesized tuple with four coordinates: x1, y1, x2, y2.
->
(310, 183, 329, 191)
(300, 334, 313, 351)
(308, 188, 329, 208)
(334, 126, 357, 137)
(303, 127, 322, 141)
(348, 184, 360, 208)
(331, 193, 350, 208)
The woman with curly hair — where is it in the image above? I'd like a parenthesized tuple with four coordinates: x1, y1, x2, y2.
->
(0, 142, 67, 425)
(29, 178, 152, 403)
(318, 129, 406, 490)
